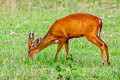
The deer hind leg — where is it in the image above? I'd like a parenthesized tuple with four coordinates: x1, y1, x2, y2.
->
(98, 38, 110, 65)
(85, 34, 105, 65)
(65, 40, 69, 59)
(54, 39, 65, 61)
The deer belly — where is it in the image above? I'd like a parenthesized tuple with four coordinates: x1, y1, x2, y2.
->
(68, 33, 83, 39)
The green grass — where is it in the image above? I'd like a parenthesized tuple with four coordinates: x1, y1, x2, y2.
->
(0, 0, 120, 80)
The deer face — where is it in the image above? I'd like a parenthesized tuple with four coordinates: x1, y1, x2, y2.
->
(28, 33, 41, 58)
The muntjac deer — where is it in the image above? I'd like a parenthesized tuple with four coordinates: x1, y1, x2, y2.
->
(28, 13, 110, 65)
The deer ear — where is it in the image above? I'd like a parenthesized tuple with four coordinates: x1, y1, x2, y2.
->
(34, 38, 41, 46)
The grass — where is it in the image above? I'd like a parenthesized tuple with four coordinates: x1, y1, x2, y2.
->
(0, 0, 120, 80)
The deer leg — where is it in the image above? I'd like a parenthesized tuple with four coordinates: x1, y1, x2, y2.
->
(86, 35, 105, 65)
(98, 38, 110, 65)
(54, 39, 65, 61)
(65, 40, 69, 59)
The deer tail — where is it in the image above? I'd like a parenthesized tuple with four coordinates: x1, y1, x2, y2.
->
(97, 19, 103, 38)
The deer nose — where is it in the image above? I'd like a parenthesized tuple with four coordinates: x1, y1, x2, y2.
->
(28, 53, 34, 59)
(28, 52, 31, 57)
(28, 50, 33, 58)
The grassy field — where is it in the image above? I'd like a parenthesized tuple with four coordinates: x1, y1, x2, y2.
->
(0, 0, 120, 80)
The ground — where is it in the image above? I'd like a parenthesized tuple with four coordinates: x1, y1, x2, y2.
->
(0, 0, 120, 80)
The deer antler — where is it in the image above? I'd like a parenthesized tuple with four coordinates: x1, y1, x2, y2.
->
(32, 33, 34, 40)
(29, 32, 31, 40)
(28, 32, 34, 40)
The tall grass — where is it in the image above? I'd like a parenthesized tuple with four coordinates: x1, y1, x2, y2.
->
(0, 0, 120, 79)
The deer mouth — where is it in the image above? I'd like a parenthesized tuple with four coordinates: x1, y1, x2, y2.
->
(34, 52, 39, 58)
(28, 49, 39, 59)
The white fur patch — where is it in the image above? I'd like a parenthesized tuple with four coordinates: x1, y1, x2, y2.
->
(99, 20, 101, 24)
(55, 40, 59, 43)
(33, 50, 39, 59)
(97, 28, 100, 38)
(99, 19, 103, 24)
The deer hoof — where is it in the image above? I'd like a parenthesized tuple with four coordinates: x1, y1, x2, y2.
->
(108, 62, 110, 65)
(53, 58, 57, 62)
(100, 63, 104, 66)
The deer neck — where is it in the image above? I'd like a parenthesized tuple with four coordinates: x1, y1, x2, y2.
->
(34, 33, 55, 52)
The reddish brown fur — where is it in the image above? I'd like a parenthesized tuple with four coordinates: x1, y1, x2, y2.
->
(28, 13, 110, 65)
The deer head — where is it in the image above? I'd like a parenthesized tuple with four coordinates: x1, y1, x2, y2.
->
(28, 32, 41, 58)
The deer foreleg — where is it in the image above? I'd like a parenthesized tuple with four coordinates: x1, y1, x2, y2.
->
(65, 40, 69, 59)
(54, 39, 65, 61)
